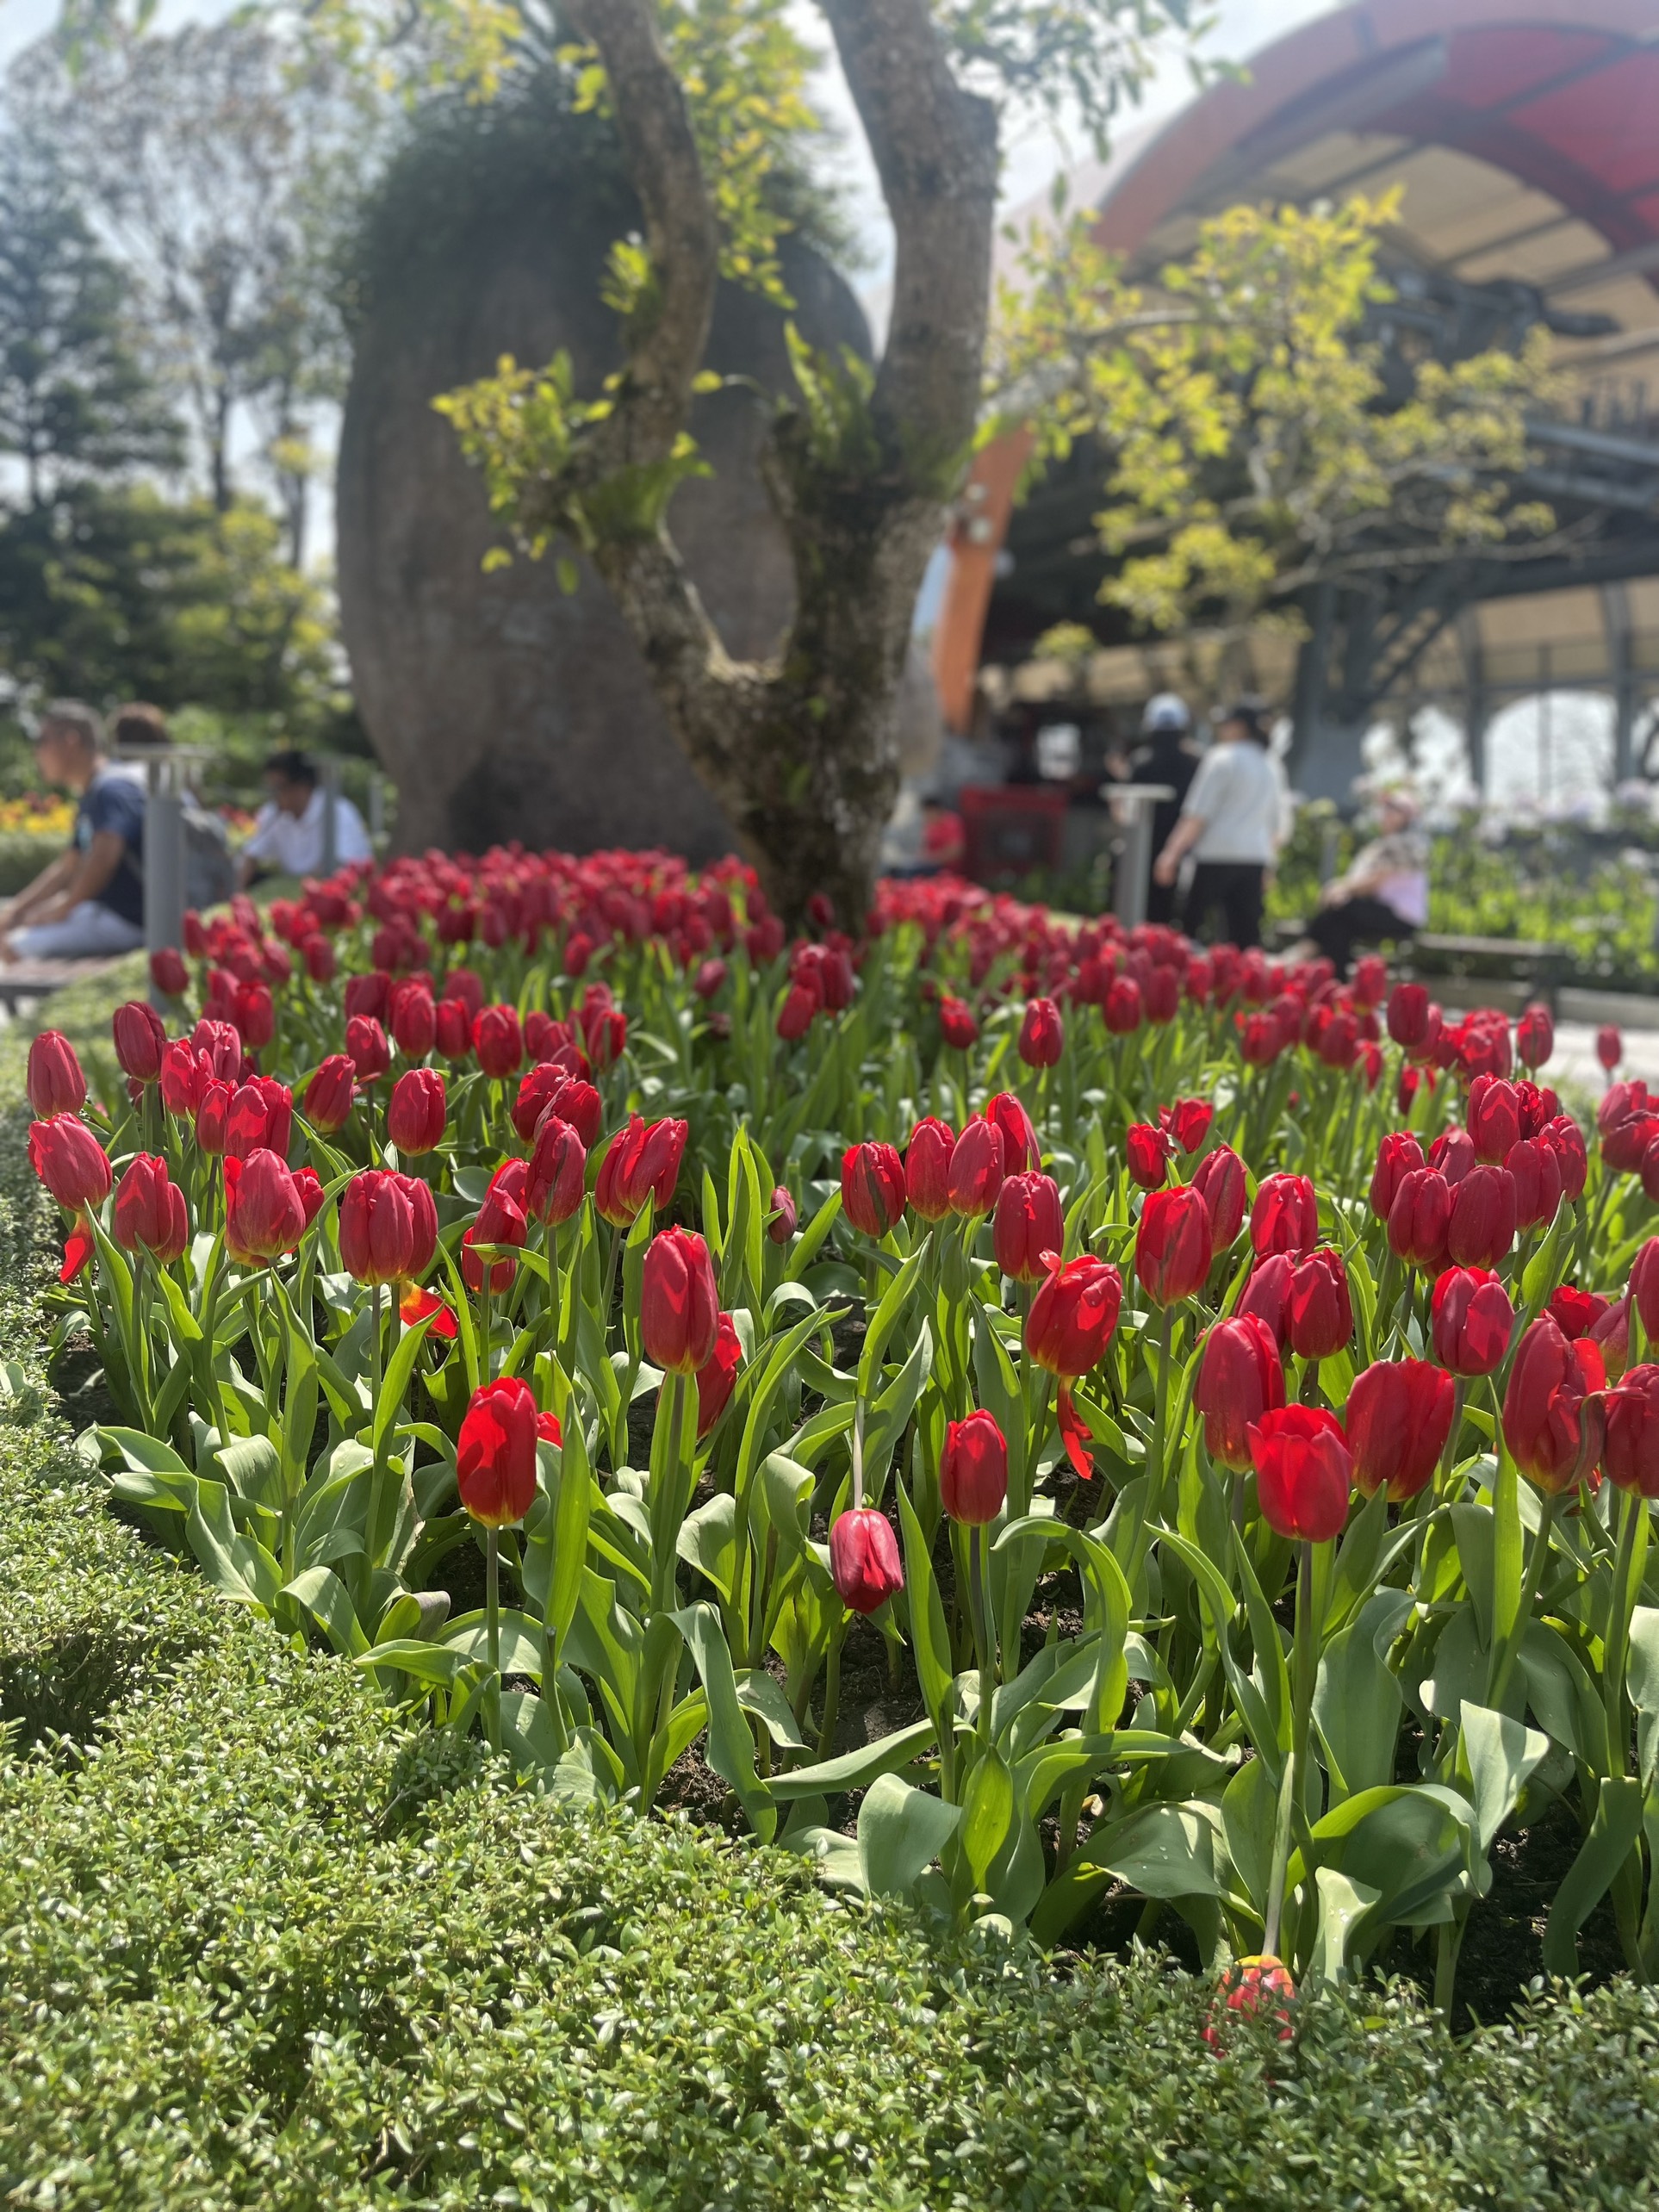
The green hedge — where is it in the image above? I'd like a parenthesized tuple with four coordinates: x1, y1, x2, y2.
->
(2, 993, 1659, 2208)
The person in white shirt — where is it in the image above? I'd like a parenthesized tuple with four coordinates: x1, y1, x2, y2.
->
(1152, 698, 1288, 948)
(239, 749, 373, 885)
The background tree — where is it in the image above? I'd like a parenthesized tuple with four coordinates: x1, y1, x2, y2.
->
(0, 122, 178, 506)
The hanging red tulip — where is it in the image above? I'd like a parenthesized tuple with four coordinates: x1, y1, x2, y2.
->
(829, 1508, 904, 1615)
(457, 1376, 539, 1528)
(940, 1409, 1009, 1525)
(1345, 1359, 1455, 1501)
(1248, 1406, 1352, 1542)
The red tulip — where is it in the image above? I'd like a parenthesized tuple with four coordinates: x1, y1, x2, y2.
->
(1345, 1358, 1454, 1501)
(1250, 1173, 1318, 1260)
(938, 994, 978, 1050)
(946, 1115, 1004, 1217)
(1370, 1132, 1425, 1221)
(777, 977, 821, 1042)
(150, 946, 189, 998)
(112, 1001, 167, 1084)
(1539, 1115, 1587, 1202)
(582, 997, 629, 1071)
(435, 998, 473, 1060)
(1026, 1253, 1122, 1376)
(1428, 1127, 1476, 1186)
(112, 1154, 189, 1263)
(829, 1507, 904, 1615)
(235, 981, 274, 1051)
(390, 982, 437, 1059)
(463, 1162, 528, 1292)
(525, 1113, 587, 1226)
(345, 1014, 391, 1083)
(1502, 1317, 1606, 1494)
(1203, 1956, 1296, 2049)
(1631, 1239, 1659, 1341)
(457, 1376, 539, 1528)
(28, 1115, 111, 1212)
(1136, 1185, 1213, 1307)
(1431, 1267, 1513, 1377)
(1515, 1003, 1553, 1071)
(512, 1061, 569, 1143)
(941, 1409, 1008, 1524)
(223, 1148, 308, 1266)
(1446, 1164, 1516, 1270)
(301, 934, 335, 985)
(344, 971, 391, 1026)
(1387, 982, 1431, 1050)
(992, 1171, 1064, 1283)
(984, 1091, 1040, 1174)
(641, 1226, 719, 1375)
(1249, 1405, 1352, 1541)
(1597, 1025, 1623, 1073)
(1162, 1098, 1214, 1156)
(1238, 1252, 1293, 1349)
(1601, 1363, 1659, 1499)
(473, 1004, 524, 1079)
(595, 1115, 687, 1226)
(1352, 954, 1387, 1010)
(904, 1116, 956, 1222)
(767, 1185, 797, 1243)
(1285, 1247, 1351, 1361)
(303, 1054, 357, 1135)
(1506, 1136, 1563, 1230)
(339, 1169, 432, 1285)
(1386, 1168, 1451, 1273)
(194, 1079, 232, 1156)
(225, 1076, 292, 1164)
(27, 1031, 86, 1120)
(1591, 1295, 1631, 1384)
(1018, 997, 1064, 1069)
(1468, 1075, 1521, 1165)
(401, 1283, 458, 1339)
(1195, 1314, 1283, 1471)
(695, 1313, 743, 1438)
(388, 1067, 446, 1156)
(1125, 1122, 1171, 1191)
(1191, 1145, 1246, 1246)
(1103, 976, 1142, 1034)
(841, 1140, 906, 1240)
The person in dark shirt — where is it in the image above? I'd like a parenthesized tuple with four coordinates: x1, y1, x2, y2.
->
(1108, 694, 1200, 924)
(0, 699, 147, 961)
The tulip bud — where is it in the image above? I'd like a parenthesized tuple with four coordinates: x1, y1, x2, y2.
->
(1428, 1127, 1476, 1186)
(1026, 1254, 1122, 1377)
(1018, 996, 1064, 1069)
(1248, 1405, 1352, 1541)
(1345, 1358, 1454, 1502)
(641, 1226, 719, 1376)
(225, 1076, 292, 1164)
(463, 1162, 528, 1292)
(1135, 1185, 1213, 1307)
(1597, 1025, 1623, 1073)
(984, 1091, 1040, 1175)
(302, 1054, 357, 1135)
(223, 1148, 308, 1266)
(1431, 1266, 1513, 1376)
(767, 1185, 798, 1244)
(301, 934, 335, 985)
(1191, 1145, 1246, 1247)
(841, 1140, 905, 1240)
(1467, 1074, 1521, 1165)
(1162, 1098, 1214, 1155)
(904, 1116, 956, 1222)
(1250, 1172, 1318, 1260)
(1631, 1238, 1659, 1341)
(1103, 976, 1142, 1034)
(1445, 1164, 1516, 1270)
(1602, 1363, 1659, 1499)
(1502, 1317, 1605, 1494)
(940, 1409, 1009, 1525)
(112, 1153, 189, 1263)
(457, 1376, 539, 1528)
(345, 1014, 391, 1083)
(1590, 1295, 1631, 1384)
(339, 1169, 430, 1285)
(150, 946, 190, 998)
(28, 1115, 111, 1213)
(1516, 1003, 1554, 1071)
(1125, 1122, 1171, 1191)
(992, 1171, 1063, 1284)
(1386, 1167, 1451, 1273)
(829, 1507, 904, 1615)
(1387, 982, 1431, 1050)
(1506, 1135, 1563, 1230)
(1370, 1132, 1425, 1221)
(946, 1116, 1003, 1218)
(390, 981, 437, 1059)
(235, 980, 274, 1051)
(27, 1031, 86, 1120)
(1194, 1314, 1283, 1471)
(112, 1001, 167, 1084)
(386, 1066, 445, 1157)
(1285, 1246, 1351, 1361)
(938, 994, 978, 1050)
(1237, 1252, 1293, 1349)
(433, 998, 472, 1060)
(1352, 954, 1387, 1009)
(525, 1113, 586, 1226)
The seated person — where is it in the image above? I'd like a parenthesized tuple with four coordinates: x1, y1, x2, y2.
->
(239, 748, 373, 885)
(1, 700, 147, 961)
(1296, 786, 1428, 975)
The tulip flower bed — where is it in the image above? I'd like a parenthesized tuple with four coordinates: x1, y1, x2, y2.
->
(22, 852, 1659, 2022)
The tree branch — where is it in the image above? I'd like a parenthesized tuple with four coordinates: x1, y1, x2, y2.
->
(819, 0, 997, 485)
(565, 0, 718, 469)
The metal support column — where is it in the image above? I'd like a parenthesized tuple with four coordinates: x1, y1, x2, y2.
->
(1109, 784, 1175, 929)
(144, 754, 185, 1012)
(320, 757, 340, 875)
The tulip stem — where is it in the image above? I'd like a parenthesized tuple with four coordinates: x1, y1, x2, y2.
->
(968, 1524, 993, 1743)
(1488, 1488, 1561, 1712)
(484, 1525, 502, 1754)
(370, 1280, 383, 1407)
(817, 1619, 845, 1762)
(1604, 1485, 1646, 1780)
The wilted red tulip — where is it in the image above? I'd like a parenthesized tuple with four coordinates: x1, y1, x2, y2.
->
(1602, 1364, 1659, 1498)
(1136, 1185, 1213, 1307)
(984, 1091, 1039, 1175)
(1203, 1956, 1296, 2049)
(1195, 1314, 1283, 1471)
(838, 1140, 904, 1240)
(302, 1054, 357, 1135)
(1597, 1025, 1623, 1074)
(595, 1115, 687, 1226)
(1250, 1172, 1318, 1259)
(223, 1148, 308, 1266)
(345, 1014, 391, 1083)
(1468, 1075, 1521, 1165)
(457, 1376, 539, 1528)
(400, 1283, 458, 1339)
(1503, 1319, 1606, 1494)
(1506, 1136, 1563, 1230)
(904, 1116, 956, 1221)
(1432, 1267, 1513, 1376)
(767, 1185, 797, 1243)
(641, 1226, 719, 1375)
(695, 1313, 743, 1438)
(1345, 1358, 1455, 1501)
(1516, 1003, 1554, 1071)
(112, 1001, 166, 1084)
(1026, 1253, 1122, 1376)
(388, 1066, 446, 1156)
(1285, 1247, 1351, 1361)
(1125, 1122, 1171, 1191)
(948, 1115, 1004, 1216)
(1249, 1405, 1352, 1541)
(1445, 1164, 1516, 1270)
(1191, 1145, 1246, 1247)
(1018, 997, 1064, 1069)
(1370, 1131, 1425, 1220)
(829, 1507, 904, 1614)
(27, 1031, 86, 1120)
(525, 1113, 587, 1226)
(112, 1153, 189, 1263)
(150, 946, 189, 998)
(1387, 982, 1431, 1051)
(28, 1115, 111, 1212)
(993, 1171, 1064, 1283)
(938, 993, 978, 1050)
(339, 1169, 432, 1285)
(941, 1409, 1009, 1524)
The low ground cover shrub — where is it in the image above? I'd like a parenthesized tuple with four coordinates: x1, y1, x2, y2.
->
(19, 852, 1659, 2022)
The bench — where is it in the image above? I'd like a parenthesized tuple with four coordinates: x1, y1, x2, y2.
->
(0, 958, 127, 1016)
(1407, 934, 1568, 1014)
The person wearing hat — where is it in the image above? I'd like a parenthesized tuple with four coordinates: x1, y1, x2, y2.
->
(1152, 697, 1286, 948)
(1111, 693, 1201, 924)
(1290, 784, 1428, 974)
(0, 699, 147, 962)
